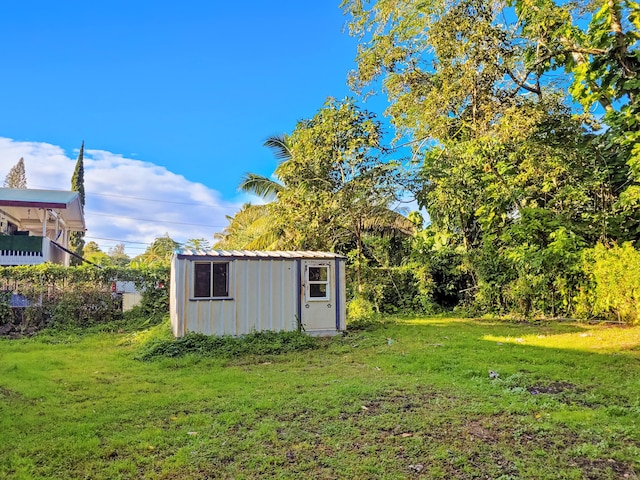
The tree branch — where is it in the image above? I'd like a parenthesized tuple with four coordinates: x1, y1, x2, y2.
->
(505, 67, 541, 95)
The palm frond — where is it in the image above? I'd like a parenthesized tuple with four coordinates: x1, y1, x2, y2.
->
(238, 173, 284, 200)
(361, 210, 415, 236)
(245, 229, 282, 250)
(264, 134, 293, 161)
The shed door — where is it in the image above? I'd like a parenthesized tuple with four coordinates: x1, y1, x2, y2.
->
(301, 260, 336, 331)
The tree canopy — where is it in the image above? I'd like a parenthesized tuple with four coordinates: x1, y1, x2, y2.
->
(4, 157, 27, 189)
(215, 0, 639, 320)
(338, 0, 639, 316)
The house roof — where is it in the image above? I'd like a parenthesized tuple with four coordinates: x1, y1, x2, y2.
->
(0, 188, 86, 231)
(176, 250, 346, 260)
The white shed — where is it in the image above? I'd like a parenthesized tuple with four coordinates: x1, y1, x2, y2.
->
(170, 250, 347, 337)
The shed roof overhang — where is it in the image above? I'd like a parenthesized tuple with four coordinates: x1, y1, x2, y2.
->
(0, 188, 86, 232)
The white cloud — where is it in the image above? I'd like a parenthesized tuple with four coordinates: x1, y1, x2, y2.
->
(0, 137, 242, 256)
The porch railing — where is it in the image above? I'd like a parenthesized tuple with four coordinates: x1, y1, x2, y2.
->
(0, 236, 69, 266)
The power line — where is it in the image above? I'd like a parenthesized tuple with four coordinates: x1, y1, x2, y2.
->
(29, 183, 242, 211)
(86, 211, 227, 228)
(85, 236, 215, 252)
(86, 191, 239, 210)
(84, 235, 151, 245)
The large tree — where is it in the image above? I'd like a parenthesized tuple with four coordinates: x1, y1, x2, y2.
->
(270, 98, 413, 290)
(184, 237, 212, 251)
(107, 243, 130, 267)
(342, 0, 637, 314)
(69, 141, 86, 265)
(219, 99, 414, 294)
(3, 157, 27, 188)
(512, 0, 640, 238)
(82, 241, 108, 266)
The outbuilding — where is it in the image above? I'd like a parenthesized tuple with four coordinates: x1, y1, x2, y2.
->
(170, 250, 347, 337)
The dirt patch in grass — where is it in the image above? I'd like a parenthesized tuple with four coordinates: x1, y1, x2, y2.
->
(250, 387, 639, 479)
(355, 389, 439, 416)
(571, 457, 638, 480)
(527, 381, 576, 395)
(340, 389, 638, 478)
(0, 386, 33, 405)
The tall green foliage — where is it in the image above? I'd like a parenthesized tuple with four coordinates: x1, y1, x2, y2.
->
(342, 0, 638, 316)
(213, 204, 276, 250)
(271, 98, 413, 291)
(512, 0, 640, 239)
(578, 243, 640, 324)
(70, 141, 86, 265)
(107, 243, 131, 267)
(184, 237, 212, 252)
(221, 100, 413, 261)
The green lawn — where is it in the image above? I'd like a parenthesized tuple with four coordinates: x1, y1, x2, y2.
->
(1, 317, 639, 479)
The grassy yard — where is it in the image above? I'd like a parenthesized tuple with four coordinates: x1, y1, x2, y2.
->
(1, 317, 639, 479)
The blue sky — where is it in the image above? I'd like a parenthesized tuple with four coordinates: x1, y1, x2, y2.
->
(0, 1, 386, 255)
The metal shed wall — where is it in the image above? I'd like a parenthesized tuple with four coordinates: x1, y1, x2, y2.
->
(171, 252, 346, 337)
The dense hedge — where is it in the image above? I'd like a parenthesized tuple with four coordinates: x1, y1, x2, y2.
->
(345, 243, 640, 324)
(0, 264, 169, 336)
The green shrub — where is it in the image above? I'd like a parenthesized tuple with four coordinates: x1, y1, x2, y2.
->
(50, 290, 122, 329)
(578, 243, 640, 324)
(0, 291, 13, 325)
(347, 295, 375, 321)
(0, 264, 170, 334)
(136, 329, 320, 361)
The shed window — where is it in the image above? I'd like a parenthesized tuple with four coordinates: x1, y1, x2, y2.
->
(193, 262, 230, 298)
(306, 265, 330, 300)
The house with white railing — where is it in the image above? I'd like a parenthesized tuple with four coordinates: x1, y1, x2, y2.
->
(0, 188, 86, 266)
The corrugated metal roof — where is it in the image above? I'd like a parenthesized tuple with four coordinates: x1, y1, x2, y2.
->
(176, 250, 346, 259)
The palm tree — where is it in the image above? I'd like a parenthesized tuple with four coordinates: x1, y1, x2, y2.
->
(225, 131, 414, 263)
(213, 204, 281, 250)
(132, 234, 180, 267)
(238, 135, 291, 200)
(218, 135, 296, 250)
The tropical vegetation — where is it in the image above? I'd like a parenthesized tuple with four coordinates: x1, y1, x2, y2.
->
(215, 0, 640, 323)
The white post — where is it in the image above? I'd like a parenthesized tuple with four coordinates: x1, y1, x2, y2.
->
(42, 209, 48, 238)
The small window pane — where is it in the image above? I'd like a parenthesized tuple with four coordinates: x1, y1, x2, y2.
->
(194, 263, 211, 297)
(309, 267, 327, 281)
(212, 263, 229, 297)
(310, 283, 327, 298)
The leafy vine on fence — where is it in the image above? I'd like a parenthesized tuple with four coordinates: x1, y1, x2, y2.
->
(0, 264, 170, 334)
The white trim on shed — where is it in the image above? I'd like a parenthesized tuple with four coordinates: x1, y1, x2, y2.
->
(170, 250, 347, 337)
